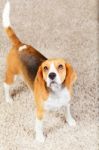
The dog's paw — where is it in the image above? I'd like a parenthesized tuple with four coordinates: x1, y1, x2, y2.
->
(35, 134, 45, 143)
(67, 118, 76, 127)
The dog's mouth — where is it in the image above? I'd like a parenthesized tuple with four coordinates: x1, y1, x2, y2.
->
(49, 81, 60, 92)
(50, 81, 57, 86)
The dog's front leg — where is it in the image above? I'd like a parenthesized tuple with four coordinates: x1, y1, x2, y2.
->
(66, 103, 76, 126)
(35, 107, 45, 143)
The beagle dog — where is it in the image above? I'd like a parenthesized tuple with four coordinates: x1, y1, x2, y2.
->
(2, 2, 77, 143)
(34, 59, 77, 142)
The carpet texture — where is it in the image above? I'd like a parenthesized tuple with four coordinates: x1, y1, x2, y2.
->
(0, 0, 98, 149)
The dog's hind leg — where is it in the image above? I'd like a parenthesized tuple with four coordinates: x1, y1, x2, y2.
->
(3, 68, 15, 103)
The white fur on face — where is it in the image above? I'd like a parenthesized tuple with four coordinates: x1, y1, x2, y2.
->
(46, 63, 62, 91)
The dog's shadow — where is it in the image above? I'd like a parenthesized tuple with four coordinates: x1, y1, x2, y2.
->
(11, 81, 28, 97)
(44, 110, 67, 136)
(44, 108, 78, 137)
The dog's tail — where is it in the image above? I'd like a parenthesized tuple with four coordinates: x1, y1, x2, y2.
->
(2, 1, 22, 47)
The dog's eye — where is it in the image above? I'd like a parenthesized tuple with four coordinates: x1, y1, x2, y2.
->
(44, 66, 49, 71)
(58, 64, 64, 70)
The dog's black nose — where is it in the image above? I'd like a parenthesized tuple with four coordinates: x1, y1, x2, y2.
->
(49, 72, 56, 80)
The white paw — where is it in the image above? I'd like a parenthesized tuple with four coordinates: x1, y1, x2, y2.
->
(6, 96, 13, 104)
(67, 118, 76, 127)
(35, 134, 45, 143)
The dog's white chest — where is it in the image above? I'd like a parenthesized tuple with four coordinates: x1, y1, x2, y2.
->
(44, 87, 70, 110)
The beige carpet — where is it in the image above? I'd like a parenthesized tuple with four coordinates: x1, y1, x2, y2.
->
(0, 0, 98, 149)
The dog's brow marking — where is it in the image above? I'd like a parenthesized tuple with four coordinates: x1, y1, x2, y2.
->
(18, 45, 27, 51)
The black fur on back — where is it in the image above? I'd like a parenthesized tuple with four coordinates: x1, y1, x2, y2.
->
(19, 46, 47, 80)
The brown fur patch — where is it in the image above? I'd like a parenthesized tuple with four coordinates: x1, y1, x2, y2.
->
(34, 66, 49, 119)
(5, 27, 22, 46)
(64, 63, 77, 93)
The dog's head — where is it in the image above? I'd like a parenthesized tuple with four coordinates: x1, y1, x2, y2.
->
(34, 59, 77, 95)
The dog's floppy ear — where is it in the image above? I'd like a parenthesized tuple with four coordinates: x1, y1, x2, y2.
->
(34, 65, 48, 102)
(34, 65, 48, 119)
(64, 63, 77, 92)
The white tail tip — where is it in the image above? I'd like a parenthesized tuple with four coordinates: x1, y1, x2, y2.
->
(2, 1, 10, 27)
